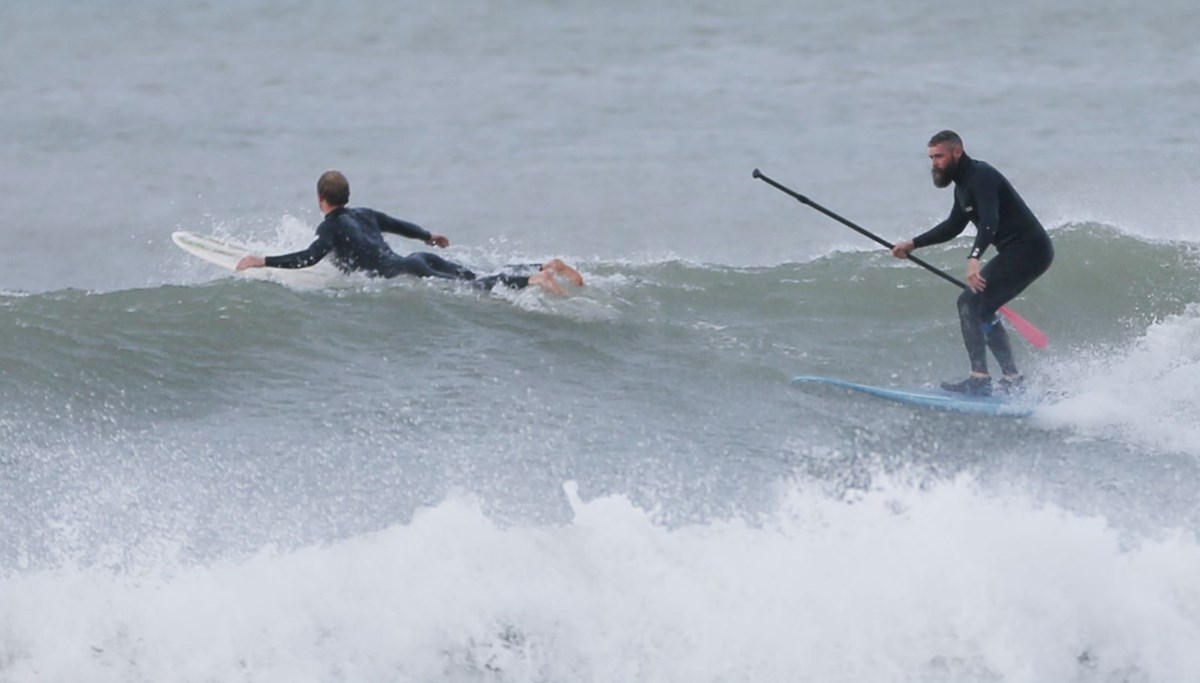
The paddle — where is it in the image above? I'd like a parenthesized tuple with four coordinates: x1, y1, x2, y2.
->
(752, 168, 1048, 349)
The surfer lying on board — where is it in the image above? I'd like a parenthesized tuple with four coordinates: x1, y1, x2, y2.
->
(235, 170, 583, 295)
(890, 130, 1053, 396)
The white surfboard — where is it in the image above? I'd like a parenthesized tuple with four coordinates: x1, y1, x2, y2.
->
(171, 231, 341, 289)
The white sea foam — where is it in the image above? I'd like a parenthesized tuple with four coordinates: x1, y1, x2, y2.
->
(1039, 304, 1200, 456)
(2, 476, 1197, 683)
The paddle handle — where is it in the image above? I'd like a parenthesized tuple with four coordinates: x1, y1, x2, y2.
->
(753, 169, 968, 291)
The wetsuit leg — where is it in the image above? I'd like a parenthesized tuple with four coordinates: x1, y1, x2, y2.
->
(379, 252, 477, 280)
(956, 290, 992, 375)
(984, 317, 1018, 376)
(475, 263, 543, 289)
(473, 274, 531, 290)
(380, 253, 536, 291)
(955, 235, 1053, 375)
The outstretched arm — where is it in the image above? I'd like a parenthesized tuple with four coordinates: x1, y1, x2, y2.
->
(371, 209, 450, 248)
(913, 202, 969, 249)
(890, 203, 968, 260)
(236, 231, 334, 271)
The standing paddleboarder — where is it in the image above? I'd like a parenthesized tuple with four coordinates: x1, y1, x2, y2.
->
(890, 131, 1053, 396)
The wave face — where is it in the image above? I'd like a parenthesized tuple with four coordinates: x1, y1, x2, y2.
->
(5, 222, 1197, 451)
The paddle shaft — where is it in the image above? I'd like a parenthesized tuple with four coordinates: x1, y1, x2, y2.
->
(752, 168, 1049, 349)
(752, 169, 968, 291)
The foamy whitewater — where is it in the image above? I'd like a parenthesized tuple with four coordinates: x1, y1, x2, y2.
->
(5, 480, 1200, 682)
(2, 0, 1199, 681)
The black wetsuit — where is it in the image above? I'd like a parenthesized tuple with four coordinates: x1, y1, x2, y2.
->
(264, 206, 532, 290)
(913, 155, 1053, 375)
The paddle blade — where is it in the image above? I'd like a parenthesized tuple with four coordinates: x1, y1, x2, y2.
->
(998, 305, 1048, 349)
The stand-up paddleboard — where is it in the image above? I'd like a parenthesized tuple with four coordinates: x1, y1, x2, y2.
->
(172, 231, 338, 289)
(791, 375, 1039, 417)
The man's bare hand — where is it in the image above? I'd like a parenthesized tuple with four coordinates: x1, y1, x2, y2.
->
(236, 255, 266, 271)
(966, 258, 986, 292)
(890, 239, 915, 259)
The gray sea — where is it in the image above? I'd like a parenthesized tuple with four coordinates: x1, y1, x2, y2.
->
(2, 0, 1199, 681)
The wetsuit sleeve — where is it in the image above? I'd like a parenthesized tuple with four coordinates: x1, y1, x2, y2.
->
(369, 209, 433, 242)
(263, 225, 334, 269)
(912, 202, 969, 249)
(966, 167, 1003, 259)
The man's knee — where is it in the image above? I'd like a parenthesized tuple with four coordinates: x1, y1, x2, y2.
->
(956, 290, 978, 319)
(958, 289, 1003, 323)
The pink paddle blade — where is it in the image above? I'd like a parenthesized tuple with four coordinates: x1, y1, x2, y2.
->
(999, 305, 1048, 349)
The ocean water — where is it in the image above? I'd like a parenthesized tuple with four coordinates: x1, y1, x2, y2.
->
(2, 0, 1199, 681)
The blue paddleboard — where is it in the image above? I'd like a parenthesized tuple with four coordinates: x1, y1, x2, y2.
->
(791, 375, 1038, 417)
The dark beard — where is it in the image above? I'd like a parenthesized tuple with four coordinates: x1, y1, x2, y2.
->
(931, 158, 959, 188)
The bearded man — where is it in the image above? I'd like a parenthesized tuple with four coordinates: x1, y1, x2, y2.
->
(890, 130, 1054, 396)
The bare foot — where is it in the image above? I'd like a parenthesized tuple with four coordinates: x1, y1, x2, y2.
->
(528, 271, 568, 296)
(541, 258, 583, 287)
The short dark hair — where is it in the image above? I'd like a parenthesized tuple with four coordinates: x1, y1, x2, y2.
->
(317, 170, 350, 206)
(928, 130, 963, 149)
